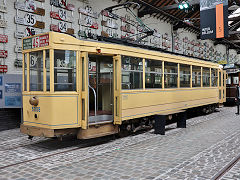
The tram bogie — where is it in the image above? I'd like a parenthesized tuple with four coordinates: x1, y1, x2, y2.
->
(20, 32, 226, 139)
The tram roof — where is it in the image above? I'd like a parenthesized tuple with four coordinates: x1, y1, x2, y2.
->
(22, 32, 221, 68)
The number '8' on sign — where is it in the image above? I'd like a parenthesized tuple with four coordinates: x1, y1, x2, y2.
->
(58, 21, 67, 32)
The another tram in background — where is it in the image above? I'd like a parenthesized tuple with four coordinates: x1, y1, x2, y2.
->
(224, 64, 240, 104)
(21, 32, 226, 139)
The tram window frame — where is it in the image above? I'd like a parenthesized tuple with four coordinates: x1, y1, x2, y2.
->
(202, 67, 210, 87)
(192, 66, 201, 87)
(121, 56, 143, 90)
(164, 62, 178, 88)
(211, 68, 218, 87)
(54, 50, 77, 91)
(180, 64, 191, 88)
(145, 59, 162, 89)
(24, 53, 27, 91)
(45, 50, 50, 91)
(29, 51, 43, 91)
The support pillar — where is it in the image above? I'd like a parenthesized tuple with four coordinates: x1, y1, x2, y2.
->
(177, 112, 187, 128)
(154, 115, 166, 135)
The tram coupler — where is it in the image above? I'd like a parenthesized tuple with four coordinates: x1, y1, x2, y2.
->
(154, 115, 166, 135)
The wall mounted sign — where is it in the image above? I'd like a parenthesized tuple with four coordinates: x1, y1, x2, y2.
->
(50, 0, 75, 11)
(15, 45, 22, 53)
(50, 24, 74, 34)
(0, 50, 7, 58)
(15, 31, 25, 39)
(14, 59, 23, 67)
(101, 10, 118, 20)
(23, 34, 49, 50)
(0, 65, 7, 73)
(5, 96, 22, 107)
(79, 19, 98, 29)
(0, 5, 7, 13)
(200, 0, 228, 39)
(0, 34, 8, 43)
(50, 9, 72, 22)
(79, 7, 98, 19)
(25, 27, 36, 36)
(15, 2, 45, 16)
(0, 19, 7, 28)
(101, 20, 118, 29)
(15, 15, 45, 29)
(5, 83, 21, 93)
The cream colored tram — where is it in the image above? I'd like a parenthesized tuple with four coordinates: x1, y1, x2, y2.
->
(20, 32, 226, 139)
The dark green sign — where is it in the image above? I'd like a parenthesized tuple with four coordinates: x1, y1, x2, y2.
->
(23, 38, 32, 50)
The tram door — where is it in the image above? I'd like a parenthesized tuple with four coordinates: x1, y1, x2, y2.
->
(88, 55, 114, 124)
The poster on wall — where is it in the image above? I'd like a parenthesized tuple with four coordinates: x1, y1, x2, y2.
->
(200, 0, 228, 39)
(5, 96, 22, 107)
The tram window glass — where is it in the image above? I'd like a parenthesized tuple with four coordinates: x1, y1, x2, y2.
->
(211, 69, 218, 87)
(121, 56, 143, 89)
(226, 76, 231, 85)
(202, 68, 210, 87)
(192, 66, 201, 87)
(145, 59, 162, 88)
(164, 62, 178, 88)
(219, 72, 221, 86)
(54, 50, 76, 91)
(29, 51, 43, 91)
(46, 50, 50, 91)
(180, 64, 190, 88)
(24, 53, 27, 91)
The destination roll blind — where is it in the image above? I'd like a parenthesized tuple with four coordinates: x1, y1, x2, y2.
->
(200, 0, 228, 40)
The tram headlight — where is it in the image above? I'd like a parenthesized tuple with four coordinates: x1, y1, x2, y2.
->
(29, 96, 39, 106)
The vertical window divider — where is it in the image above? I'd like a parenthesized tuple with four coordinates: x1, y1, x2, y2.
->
(50, 49, 54, 93)
(27, 53, 30, 92)
(162, 61, 164, 89)
(76, 51, 80, 93)
(43, 50, 46, 92)
(190, 65, 192, 88)
(22, 53, 25, 92)
(201, 67, 203, 88)
(177, 63, 180, 88)
(143, 58, 145, 90)
(210, 68, 212, 87)
(218, 69, 219, 87)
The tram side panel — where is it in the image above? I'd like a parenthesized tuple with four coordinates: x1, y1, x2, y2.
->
(121, 88, 219, 121)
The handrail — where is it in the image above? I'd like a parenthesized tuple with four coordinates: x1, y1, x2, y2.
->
(89, 85, 97, 116)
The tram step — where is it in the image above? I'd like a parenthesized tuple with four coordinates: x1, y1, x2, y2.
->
(89, 115, 113, 125)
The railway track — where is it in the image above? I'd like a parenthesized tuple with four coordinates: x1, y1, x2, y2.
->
(212, 154, 240, 180)
(0, 109, 226, 171)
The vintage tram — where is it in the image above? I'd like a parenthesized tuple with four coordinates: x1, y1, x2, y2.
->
(20, 32, 226, 139)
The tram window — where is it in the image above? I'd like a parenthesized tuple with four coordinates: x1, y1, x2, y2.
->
(46, 50, 50, 91)
(180, 64, 190, 88)
(29, 51, 43, 91)
(226, 76, 231, 85)
(54, 50, 76, 91)
(164, 62, 178, 88)
(145, 59, 162, 89)
(211, 69, 218, 87)
(219, 72, 221, 86)
(121, 56, 143, 89)
(202, 68, 210, 87)
(24, 54, 27, 91)
(192, 66, 201, 87)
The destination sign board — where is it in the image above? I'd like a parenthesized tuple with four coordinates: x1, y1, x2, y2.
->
(0, 65, 7, 73)
(0, 50, 7, 58)
(0, 34, 8, 43)
(15, 2, 45, 16)
(23, 34, 49, 50)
